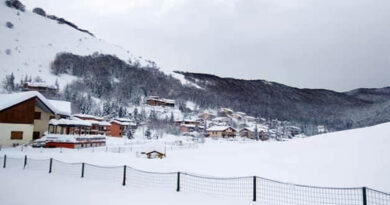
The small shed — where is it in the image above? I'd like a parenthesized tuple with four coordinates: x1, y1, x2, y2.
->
(145, 150, 165, 159)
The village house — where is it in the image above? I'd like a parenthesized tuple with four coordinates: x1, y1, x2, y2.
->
(174, 119, 201, 133)
(206, 126, 237, 138)
(218, 108, 234, 117)
(285, 126, 301, 137)
(0, 91, 70, 147)
(239, 127, 255, 138)
(72, 114, 111, 135)
(239, 126, 268, 140)
(43, 118, 106, 148)
(211, 117, 230, 126)
(245, 116, 257, 123)
(48, 118, 92, 135)
(146, 96, 175, 107)
(198, 111, 216, 120)
(23, 81, 58, 96)
(109, 118, 136, 138)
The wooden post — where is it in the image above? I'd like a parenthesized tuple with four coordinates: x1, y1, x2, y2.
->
(176, 172, 181, 192)
(81, 163, 85, 178)
(3, 154, 6, 168)
(362, 187, 367, 205)
(49, 158, 53, 173)
(122, 165, 126, 186)
(253, 176, 257, 202)
(24, 155, 27, 168)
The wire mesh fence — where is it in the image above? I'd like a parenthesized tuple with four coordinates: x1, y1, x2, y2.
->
(51, 160, 83, 177)
(25, 158, 51, 172)
(84, 163, 123, 183)
(126, 167, 177, 190)
(1, 154, 390, 204)
(256, 177, 363, 205)
(367, 188, 390, 205)
(0, 155, 4, 169)
(4, 156, 24, 169)
(180, 173, 253, 199)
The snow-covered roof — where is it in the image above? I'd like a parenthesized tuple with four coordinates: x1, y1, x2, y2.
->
(72, 113, 104, 121)
(246, 116, 256, 120)
(98, 121, 111, 126)
(212, 117, 229, 122)
(113, 118, 132, 122)
(236, 112, 246, 116)
(48, 100, 71, 116)
(39, 134, 106, 143)
(207, 126, 236, 132)
(25, 81, 56, 89)
(111, 120, 131, 126)
(146, 96, 175, 104)
(0, 91, 69, 116)
(49, 118, 92, 126)
(181, 124, 197, 128)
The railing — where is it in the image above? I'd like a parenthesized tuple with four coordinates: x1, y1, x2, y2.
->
(1, 155, 389, 204)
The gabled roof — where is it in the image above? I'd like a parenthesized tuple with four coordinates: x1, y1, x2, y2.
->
(25, 82, 57, 89)
(110, 119, 134, 126)
(48, 100, 71, 116)
(113, 118, 132, 122)
(73, 113, 104, 121)
(206, 126, 236, 132)
(49, 118, 92, 126)
(0, 91, 69, 116)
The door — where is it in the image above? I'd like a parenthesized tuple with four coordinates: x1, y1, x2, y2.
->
(33, 132, 40, 140)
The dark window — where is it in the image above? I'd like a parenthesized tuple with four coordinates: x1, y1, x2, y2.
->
(11, 131, 23, 140)
(33, 132, 40, 140)
(34, 112, 41, 120)
(49, 115, 55, 120)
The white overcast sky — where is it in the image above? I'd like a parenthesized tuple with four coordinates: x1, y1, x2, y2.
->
(23, 0, 390, 91)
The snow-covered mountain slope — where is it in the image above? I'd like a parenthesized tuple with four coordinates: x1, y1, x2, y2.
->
(0, 1, 155, 88)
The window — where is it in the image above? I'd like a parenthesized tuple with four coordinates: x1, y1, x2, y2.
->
(34, 112, 41, 120)
(49, 115, 55, 120)
(33, 132, 40, 140)
(10, 131, 23, 140)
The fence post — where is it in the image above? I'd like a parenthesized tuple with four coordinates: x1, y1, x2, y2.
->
(177, 172, 181, 192)
(24, 155, 27, 168)
(362, 187, 367, 205)
(122, 165, 126, 186)
(253, 176, 257, 202)
(81, 163, 85, 178)
(3, 154, 6, 168)
(49, 158, 53, 173)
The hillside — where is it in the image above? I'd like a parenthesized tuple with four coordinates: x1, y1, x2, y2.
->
(1, 0, 390, 132)
(0, 0, 156, 88)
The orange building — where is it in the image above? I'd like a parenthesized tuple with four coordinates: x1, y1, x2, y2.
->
(109, 118, 136, 137)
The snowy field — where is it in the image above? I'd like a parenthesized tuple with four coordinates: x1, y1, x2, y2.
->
(0, 168, 250, 205)
(1, 122, 390, 204)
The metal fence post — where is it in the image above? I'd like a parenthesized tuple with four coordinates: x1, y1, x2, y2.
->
(49, 158, 53, 173)
(122, 165, 126, 186)
(362, 187, 367, 205)
(81, 163, 85, 178)
(24, 155, 27, 168)
(253, 176, 257, 202)
(177, 172, 181, 192)
(3, 154, 6, 168)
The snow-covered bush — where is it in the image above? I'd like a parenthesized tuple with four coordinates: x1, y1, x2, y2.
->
(5, 21, 13, 29)
(32, 7, 46, 17)
(5, 0, 25, 12)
